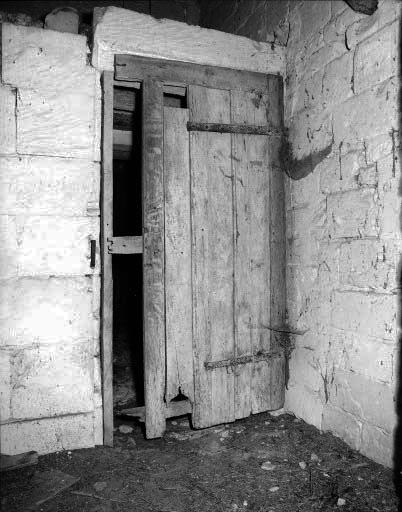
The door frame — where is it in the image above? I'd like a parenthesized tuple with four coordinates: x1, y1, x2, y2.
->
(101, 55, 285, 444)
(96, 9, 284, 447)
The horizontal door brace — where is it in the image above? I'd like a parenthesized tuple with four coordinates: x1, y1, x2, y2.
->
(204, 351, 283, 370)
(187, 121, 281, 136)
(107, 236, 143, 254)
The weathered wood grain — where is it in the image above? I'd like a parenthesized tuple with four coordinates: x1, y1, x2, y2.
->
(107, 236, 142, 254)
(231, 89, 273, 417)
(142, 79, 166, 438)
(101, 71, 114, 446)
(189, 85, 235, 428)
(267, 76, 286, 408)
(115, 55, 269, 93)
(164, 107, 194, 404)
(114, 87, 137, 112)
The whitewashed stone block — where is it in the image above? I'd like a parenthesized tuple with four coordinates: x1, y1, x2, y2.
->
(361, 423, 393, 467)
(285, 385, 323, 430)
(331, 291, 396, 340)
(17, 88, 96, 159)
(0, 86, 16, 155)
(0, 413, 95, 455)
(322, 51, 353, 107)
(0, 215, 100, 278)
(354, 22, 398, 94)
(93, 71, 102, 162)
(0, 156, 100, 216)
(0, 277, 96, 346)
(333, 78, 398, 147)
(319, 150, 377, 194)
(290, 166, 321, 208)
(329, 370, 395, 432)
(1, 23, 89, 91)
(365, 133, 396, 164)
(327, 188, 379, 239)
(339, 239, 397, 291)
(289, 109, 333, 159)
(287, 346, 323, 393)
(322, 405, 362, 450)
(0, 349, 11, 422)
(330, 328, 395, 384)
(10, 341, 94, 419)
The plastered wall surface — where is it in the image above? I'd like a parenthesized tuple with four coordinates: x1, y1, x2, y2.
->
(200, 0, 401, 467)
(0, 23, 103, 454)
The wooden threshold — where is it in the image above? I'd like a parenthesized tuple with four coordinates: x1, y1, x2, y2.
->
(119, 401, 192, 422)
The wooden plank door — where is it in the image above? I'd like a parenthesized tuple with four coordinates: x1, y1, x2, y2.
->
(188, 82, 286, 429)
(136, 61, 285, 437)
(164, 107, 194, 405)
(189, 86, 236, 428)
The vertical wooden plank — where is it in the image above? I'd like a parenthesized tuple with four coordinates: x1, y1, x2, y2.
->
(189, 85, 235, 428)
(267, 76, 286, 408)
(164, 107, 194, 403)
(101, 71, 114, 446)
(142, 79, 166, 438)
(231, 89, 272, 416)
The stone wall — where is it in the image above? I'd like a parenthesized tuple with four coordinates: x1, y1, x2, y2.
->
(0, 23, 102, 454)
(200, 0, 401, 467)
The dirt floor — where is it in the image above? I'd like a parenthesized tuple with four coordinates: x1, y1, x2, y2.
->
(1, 412, 398, 512)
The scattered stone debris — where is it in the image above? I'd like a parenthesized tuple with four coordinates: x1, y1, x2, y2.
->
(269, 408, 286, 417)
(118, 424, 133, 434)
(261, 461, 276, 471)
(44, 7, 80, 34)
(93, 481, 107, 492)
(1, 413, 397, 512)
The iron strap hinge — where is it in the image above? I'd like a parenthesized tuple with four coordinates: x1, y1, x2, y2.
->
(204, 351, 283, 371)
(187, 121, 282, 137)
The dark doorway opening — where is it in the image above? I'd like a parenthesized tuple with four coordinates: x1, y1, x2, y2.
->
(112, 85, 144, 413)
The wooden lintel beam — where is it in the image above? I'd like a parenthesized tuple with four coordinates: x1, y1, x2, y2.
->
(187, 122, 281, 136)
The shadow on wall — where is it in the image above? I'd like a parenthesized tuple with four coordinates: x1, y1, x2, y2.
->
(394, 13, 402, 512)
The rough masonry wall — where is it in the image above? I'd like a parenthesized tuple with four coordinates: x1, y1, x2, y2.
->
(200, 0, 401, 467)
(0, 23, 102, 454)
